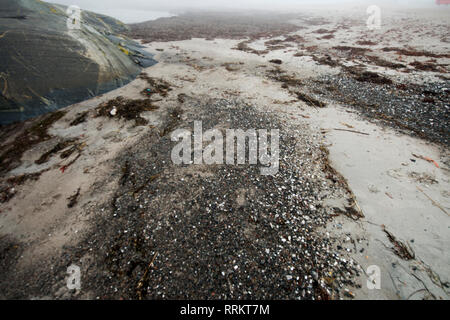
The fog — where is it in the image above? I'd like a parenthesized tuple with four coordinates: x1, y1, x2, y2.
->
(49, 0, 442, 23)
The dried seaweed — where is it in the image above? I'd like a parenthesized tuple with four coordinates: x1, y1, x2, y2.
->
(296, 92, 327, 108)
(350, 70, 393, 85)
(409, 61, 442, 72)
(266, 68, 303, 87)
(312, 55, 340, 68)
(35, 138, 78, 165)
(127, 12, 302, 43)
(67, 188, 81, 208)
(319, 146, 364, 220)
(269, 59, 283, 65)
(234, 40, 269, 55)
(160, 107, 183, 137)
(139, 73, 173, 97)
(96, 96, 159, 126)
(333, 46, 372, 55)
(0, 172, 43, 203)
(383, 227, 415, 260)
(382, 47, 450, 59)
(356, 40, 377, 46)
(70, 111, 89, 126)
(0, 111, 66, 174)
(364, 55, 406, 70)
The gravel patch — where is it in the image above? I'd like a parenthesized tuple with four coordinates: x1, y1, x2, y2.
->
(31, 96, 364, 300)
(309, 75, 450, 146)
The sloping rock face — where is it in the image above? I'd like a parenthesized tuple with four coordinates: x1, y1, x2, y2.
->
(0, 0, 156, 125)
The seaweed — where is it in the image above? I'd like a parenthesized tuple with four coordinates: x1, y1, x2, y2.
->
(138, 73, 173, 97)
(177, 93, 188, 103)
(35, 139, 78, 165)
(409, 61, 442, 72)
(0, 111, 66, 175)
(318, 146, 364, 220)
(320, 34, 335, 40)
(312, 55, 340, 68)
(296, 92, 327, 108)
(269, 59, 283, 65)
(355, 40, 377, 46)
(333, 46, 372, 55)
(96, 96, 159, 126)
(160, 107, 183, 137)
(234, 40, 269, 55)
(383, 227, 415, 260)
(127, 12, 302, 43)
(70, 111, 89, 126)
(264, 39, 284, 46)
(266, 68, 303, 87)
(349, 69, 393, 85)
(283, 35, 305, 43)
(67, 188, 81, 208)
(364, 55, 405, 70)
(313, 28, 334, 34)
(221, 63, 241, 72)
(382, 47, 450, 59)
(0, 172, 43, 203)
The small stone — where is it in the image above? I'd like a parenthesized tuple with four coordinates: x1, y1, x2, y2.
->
(344, 289, 355, 298)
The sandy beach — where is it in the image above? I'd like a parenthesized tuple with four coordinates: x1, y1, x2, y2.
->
(0, 6, 448, 300)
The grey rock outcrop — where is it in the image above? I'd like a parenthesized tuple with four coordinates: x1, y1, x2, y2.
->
(0, 0, 156, 125)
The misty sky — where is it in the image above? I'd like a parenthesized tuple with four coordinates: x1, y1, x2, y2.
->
(49, 0, 441, 23)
